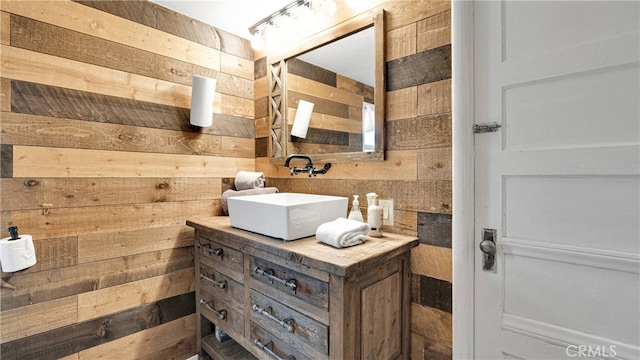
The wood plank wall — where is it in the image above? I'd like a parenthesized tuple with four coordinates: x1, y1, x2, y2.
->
(255, 1, 453, 359)
(0, 1, 255, 358)
(287, 58, 374, 154)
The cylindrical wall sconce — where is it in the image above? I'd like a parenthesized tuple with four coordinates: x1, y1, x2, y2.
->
(291, 100, 314, 138)
(190, 75, 217, 129)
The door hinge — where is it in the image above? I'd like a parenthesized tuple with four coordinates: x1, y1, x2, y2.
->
(473, 123, 501, 134)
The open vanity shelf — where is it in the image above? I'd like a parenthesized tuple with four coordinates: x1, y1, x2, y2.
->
(187, 216, 418, 360)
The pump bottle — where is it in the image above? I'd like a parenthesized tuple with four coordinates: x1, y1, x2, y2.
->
(367, 194, 383, 237)
(347, 195, 364, 222)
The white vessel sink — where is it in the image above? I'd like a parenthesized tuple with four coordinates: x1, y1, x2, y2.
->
(227, 193, 348, 241)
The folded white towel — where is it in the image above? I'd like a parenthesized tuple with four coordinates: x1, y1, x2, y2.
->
(234, 171, 265, 190)
(316, 217, 370, 248)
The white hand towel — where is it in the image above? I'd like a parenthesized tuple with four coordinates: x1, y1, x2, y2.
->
(316, 217, 370, 248)
(234, 171, 265, 190)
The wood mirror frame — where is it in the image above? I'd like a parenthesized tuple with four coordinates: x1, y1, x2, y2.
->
(267, 9, 385, 164)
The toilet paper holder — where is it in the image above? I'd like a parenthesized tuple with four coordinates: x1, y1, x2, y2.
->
(0, 226, 37, 272)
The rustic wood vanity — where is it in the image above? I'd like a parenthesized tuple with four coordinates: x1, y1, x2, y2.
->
(187, 217, 418, 360)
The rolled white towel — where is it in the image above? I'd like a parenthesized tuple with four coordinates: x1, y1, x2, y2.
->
(234, 171, 265, 190)
(316, 217, 370, 248)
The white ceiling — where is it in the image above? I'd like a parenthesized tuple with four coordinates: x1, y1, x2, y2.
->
(150, 0, 374, 86)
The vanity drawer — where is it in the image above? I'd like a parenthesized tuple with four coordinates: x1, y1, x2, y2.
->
(251, 323, 312, 360)
(250, 290, 328, 357)
(249, 256, 329, 313)
(197, 236, 244, 281)
(200, 263, 244, 305)
(200, 287, 244, 339)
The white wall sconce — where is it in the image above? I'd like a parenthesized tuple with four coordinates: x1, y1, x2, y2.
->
(190, 75, 217, 129)
(291, 100, 314, 138)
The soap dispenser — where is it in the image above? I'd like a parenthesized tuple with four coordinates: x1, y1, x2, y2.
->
(367, 194, 383, 237)
(347, 195, 364, 222)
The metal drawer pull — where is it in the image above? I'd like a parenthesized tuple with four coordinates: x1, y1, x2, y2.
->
(253, 339, 295, 360)
(254, 267, 297, 294)
(199, 299, 227, 320)
(252, 304, 295, 333)
(196, 243, 223, 257)
(200, 274, 227, 289)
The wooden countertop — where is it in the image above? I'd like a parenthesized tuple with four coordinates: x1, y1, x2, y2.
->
(187, 216, 419, 277)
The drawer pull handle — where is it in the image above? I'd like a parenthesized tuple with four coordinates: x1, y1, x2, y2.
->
(196, 243, 223, 257)
(254, 267, 297, 294)
(253, 339, 296, 360)
(252, 304, 295, 333)
(200, 299, 227, 320)
(200, 274, 227, 290)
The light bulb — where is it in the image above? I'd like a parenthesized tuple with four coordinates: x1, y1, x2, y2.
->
(279, 14, 295, 37)
(345, 0, 359, 7)
(264, 23, 280, 46)
(323, 0, 336, 16)
(251, 31, 264, 51)
(298, 4, 315, 29)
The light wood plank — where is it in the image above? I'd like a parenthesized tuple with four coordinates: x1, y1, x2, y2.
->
(418, 147, 452, 181)
(411, 303, 453, 346)
(77, 315, 196, 359)
(78, 225, 194, 263)
(8, 200, 218, 240)
(12, 146, 254, 178)
(1, 11, 9, 45)
(418, 79, 452, 116)
(287, 107, 361, 134)
(255, 116, 271, 139)
(387, 22, 417, 61)
(387, 86, 417, 121)
(0, 78, 10, 112)
(411, 244, 452, 282)
(217, 92, 254, 119)
(0, 295, 78, 343)
(58, 354, 79, 360)
(288, 73, 363, 108)
(417, 9, 451, 53)
(0, 0, 220, 70)
(221, 52, 253, 80)
(77, 268, 194, 321)
(254, 76, 269, 99)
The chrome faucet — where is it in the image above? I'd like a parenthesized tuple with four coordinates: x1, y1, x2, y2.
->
(284, 154, 331, 177)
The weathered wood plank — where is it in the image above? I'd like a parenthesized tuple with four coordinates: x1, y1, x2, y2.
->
(10, 14, 217, 87)
(255, 96, 269, 119)
(387, 22, 417, 61)
(218, 28, 253, 60)
(27, 236, 78, 273)
(255, 137, 268, 158)
(77, 268, 194, 321)
(255, 56, 267, 80)
(336, 74, 374, 104)
(288, 73, 363, 108)
(0, 293, 195, 360)
(1, 11, 9, 45)
(1, 177, 220, 211)
(0, 144, 12, 178)
(221, 52, 253, 81)
(417, 9, 451, 53)
(12, 146, 254, 178)
(0, 0, 221, 70)
(418, 212, 452, 248)
(73, 0, 157, 29)
(136, 334, 197, 360)
(1, 247, 193, 310)
(0, 295, 78, 343)
(418, 79, 451, 117)
(386, 44, 451, 91)
(7, 200, 219, 240)
(288, 90, 350, 119)
(154, 4, 221, 50)
(386, 86, 417, 121)
(78, 314, 196, 359)
(0, 112, 251, 157)
(216, 72, 253, 99)
(255, 76, 269, 99)
(288, 58, 337, 87)
(417, 275, 451, 313)
(410, 303, 452, 346)
(384, 0, 450, 32)
(387, 114, 452, 150)
(1, 77, 10, 111)
(418, 147, 452, 181)
(287, 107, 361, 134)
(78, 225, 194, 264)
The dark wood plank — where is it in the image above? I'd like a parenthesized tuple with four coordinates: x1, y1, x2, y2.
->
(255, 137, 268, 158)
(218, 28, 253, 60)
(290, 127, 350, 146)
(386, 44, 451, 91)
(0, 292, 195, 360)
(255, 96, 269, 119)
(1, 144, 12, 178)
(73, 0, 157, 28)
(255, 56, 267, 80)
(386, 114, 452, 150)
(419, 276, 452, 313)
(288, 58, 337, 87)
(417, 212, 452, 248)
(288, 91, 350, 119)
(155, 4, 221, 50)
(10, 14, 216, 86)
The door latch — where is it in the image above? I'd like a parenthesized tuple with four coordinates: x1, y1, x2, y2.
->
(479, 228, 497, 272)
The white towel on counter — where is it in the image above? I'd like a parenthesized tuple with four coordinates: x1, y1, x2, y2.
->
(316, 217, 370, 248)
(234, 171, 265, 190)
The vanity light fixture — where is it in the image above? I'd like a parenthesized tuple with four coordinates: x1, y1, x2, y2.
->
(249, 0, 347, 51)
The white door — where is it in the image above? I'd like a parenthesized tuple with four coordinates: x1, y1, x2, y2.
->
(473, 1, 640, 359)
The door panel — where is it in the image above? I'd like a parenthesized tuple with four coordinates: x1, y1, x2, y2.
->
(473, 1, 640, 359)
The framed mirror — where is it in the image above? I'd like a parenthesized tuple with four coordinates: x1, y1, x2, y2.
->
(267, 10, 385, 164)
